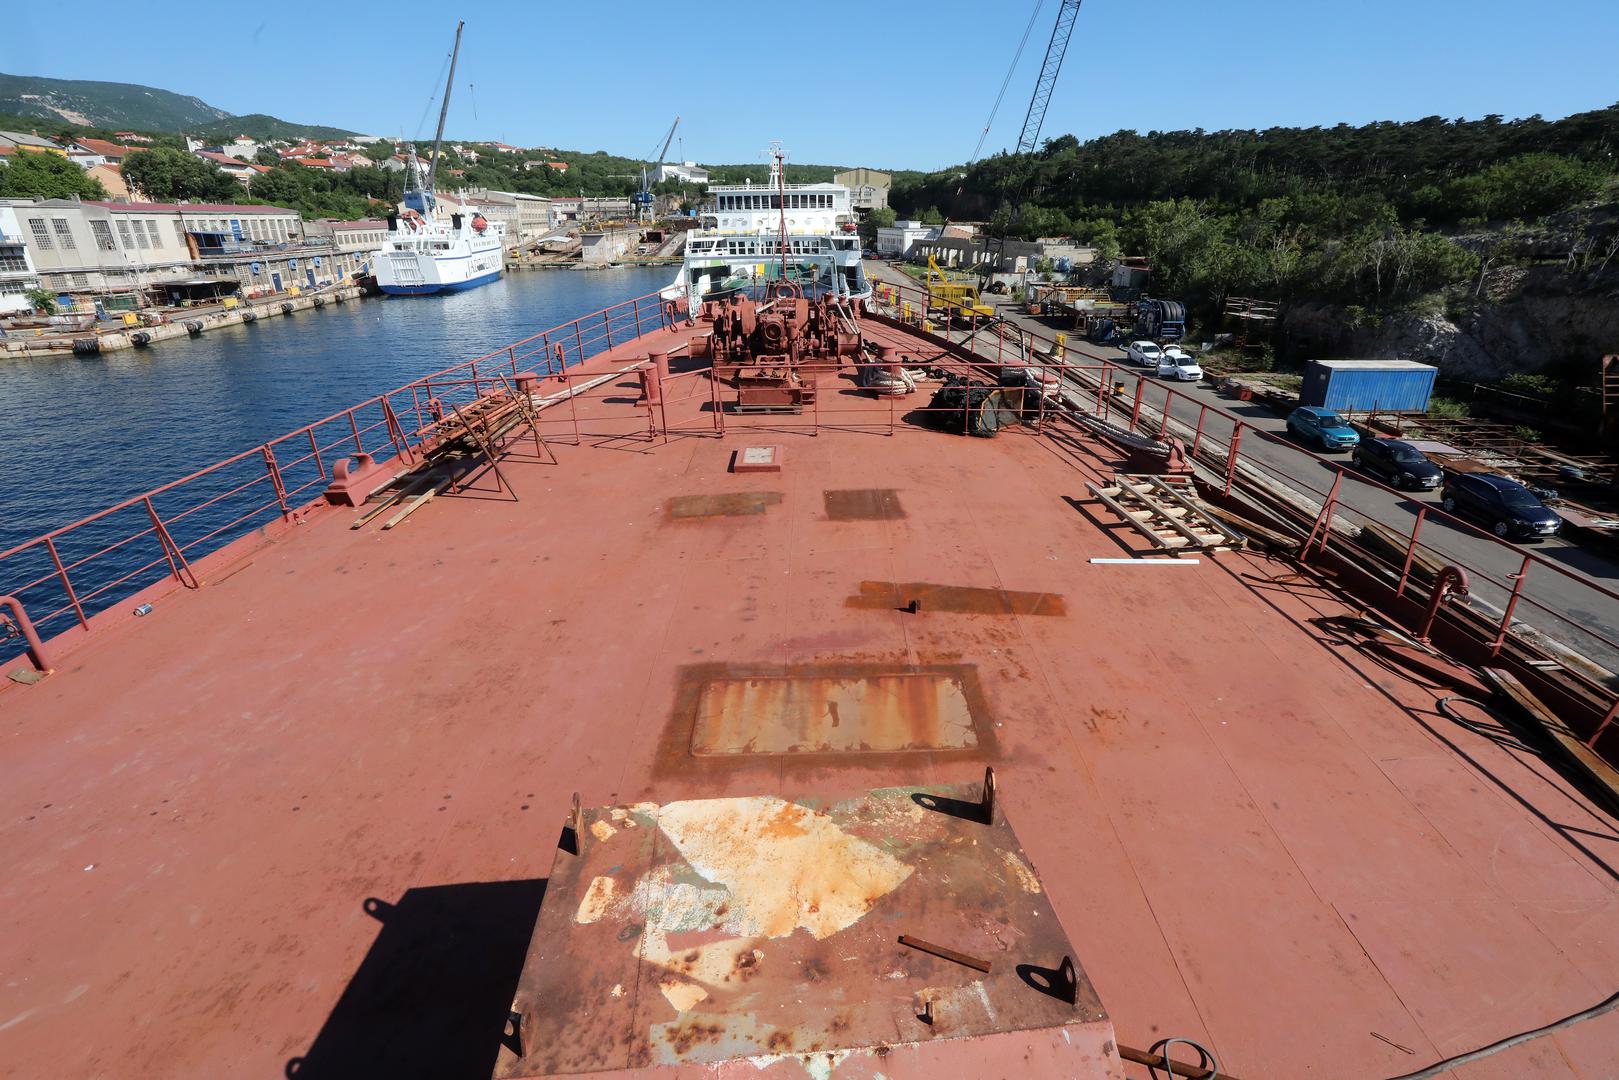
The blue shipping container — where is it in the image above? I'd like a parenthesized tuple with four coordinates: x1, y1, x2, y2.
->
(1300, 359, 1437, 413)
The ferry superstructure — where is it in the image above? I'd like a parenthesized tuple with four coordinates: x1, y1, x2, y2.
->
(666, 150, 870, 313)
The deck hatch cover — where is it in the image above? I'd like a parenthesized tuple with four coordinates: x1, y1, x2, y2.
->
(494, 785, 1116, 1077)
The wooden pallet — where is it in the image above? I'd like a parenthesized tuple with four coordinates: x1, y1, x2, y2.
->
(1087, 474, 1246, 552)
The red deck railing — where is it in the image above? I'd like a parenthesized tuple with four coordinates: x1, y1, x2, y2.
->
(863, 273, 1619, 732)
(0, 292, 670, 667)
(6, 276, 1619, 746)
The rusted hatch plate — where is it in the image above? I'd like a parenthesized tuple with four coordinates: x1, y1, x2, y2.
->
(691, 671, 977, 755)
(494, 784, 1117, 1078)
(846, 580, 1067, 616)
(668, 492, 783, 519)
(823, 488, 905, 521)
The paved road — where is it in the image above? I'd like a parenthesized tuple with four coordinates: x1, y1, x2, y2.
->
(865, 259, 1619, 671)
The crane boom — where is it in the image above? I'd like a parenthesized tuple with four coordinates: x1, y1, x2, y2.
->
(636, 116, 683, 222)
(655, 117, 681, 165)
(426, 21, 465, 194)
(1014, 0, 1081, 156)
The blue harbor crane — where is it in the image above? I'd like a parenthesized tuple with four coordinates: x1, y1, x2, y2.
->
(635, 116, 682, 223)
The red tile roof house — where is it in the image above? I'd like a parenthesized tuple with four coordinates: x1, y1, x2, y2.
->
(66, 138, 137, 169)
(195, 151, 273, 185)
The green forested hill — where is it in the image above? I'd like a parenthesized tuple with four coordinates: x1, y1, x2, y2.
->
(196, 114, 357, 143)
(0, 72, 230, 130)
(890, 106, 1619, 310)
(0, 73, 353, 142)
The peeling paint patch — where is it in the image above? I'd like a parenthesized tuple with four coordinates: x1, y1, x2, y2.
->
(744, 1048, 858, 1080)
(575, 875, 618, 924)
(1001, 850, 1042, 893)
(590, 819, 618, 842)
(658, 977, 710, 1013)
(656, 796, 914, 939)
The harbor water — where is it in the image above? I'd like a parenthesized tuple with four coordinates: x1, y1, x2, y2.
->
(0, 267, 670, 637)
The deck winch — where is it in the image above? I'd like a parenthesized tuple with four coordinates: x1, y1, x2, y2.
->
(701, 292, 862, 412)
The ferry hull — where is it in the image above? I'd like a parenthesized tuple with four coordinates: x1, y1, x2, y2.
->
(378, 267, 503, 296)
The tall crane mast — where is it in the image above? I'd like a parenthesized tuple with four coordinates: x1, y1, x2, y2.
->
(636, 116, 682, 223)
(1015, 0, 1082, 157)
(969, 0, 1084, 290)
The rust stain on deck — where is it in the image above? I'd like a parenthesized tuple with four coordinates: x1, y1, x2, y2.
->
(668, 492, 783, 519)
(691, 672, 978, 755)
(847, 580, 1068, 616)
(658, 662, 998, 779)
(823, 488, 905, 520)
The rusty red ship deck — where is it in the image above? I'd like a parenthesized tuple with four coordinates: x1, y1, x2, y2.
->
(3, 302, 1619, 1080)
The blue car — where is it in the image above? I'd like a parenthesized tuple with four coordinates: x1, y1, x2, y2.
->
(1287, 407, 1361, 452)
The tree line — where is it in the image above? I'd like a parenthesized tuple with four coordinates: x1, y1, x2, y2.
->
(889, 106, 1619, 309)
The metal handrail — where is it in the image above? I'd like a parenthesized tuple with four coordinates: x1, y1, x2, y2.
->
(867, 273, 1619, 672)
(0, 291, 667, 648)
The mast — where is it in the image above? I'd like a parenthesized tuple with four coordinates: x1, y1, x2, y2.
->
(773, 145, 789, 287)
(426, 21, 464, 194)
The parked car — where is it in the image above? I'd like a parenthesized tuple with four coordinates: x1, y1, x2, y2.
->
(1126, 340, 1162, 367)
(1156, 346, 1203, 382)
(1286, 406, 1361, 451)
(1440, 472, 1562, 540)
(1353, 437, 1444, 491)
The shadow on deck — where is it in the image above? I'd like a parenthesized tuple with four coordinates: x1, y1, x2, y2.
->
(286, 878, 548, 1080)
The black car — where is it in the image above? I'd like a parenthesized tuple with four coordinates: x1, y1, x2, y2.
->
(1440, 472, 1562, 540)
(1353, 438, 1444, 491)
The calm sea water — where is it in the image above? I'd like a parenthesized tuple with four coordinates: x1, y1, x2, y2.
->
(0, 267, 670, 639)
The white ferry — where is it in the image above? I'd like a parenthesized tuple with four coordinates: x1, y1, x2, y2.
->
(665, 149, 870, 314)
(376, 158, 506, 296)
(374, 21, 507, 297)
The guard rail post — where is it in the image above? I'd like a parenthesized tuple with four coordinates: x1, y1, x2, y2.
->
(1492, 556, 1533, 656)
(1224, 423, 1245, 496)
(44, 537, 88, 629)
(262, 445, 291, 520)
(1397, 509, 1427, 598)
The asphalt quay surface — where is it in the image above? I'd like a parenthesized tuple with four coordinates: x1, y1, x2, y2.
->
(864, 258, 1619, 671)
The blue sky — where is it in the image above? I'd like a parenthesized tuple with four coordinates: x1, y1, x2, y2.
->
(9, 0, 1618, 170)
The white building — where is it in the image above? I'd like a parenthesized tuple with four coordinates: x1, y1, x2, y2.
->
(832, 168, 891, 213)
(219, 137, 260, 161)
(0, 204, 43, 314)
(653, 161, 709, 185)
(4, 197, 311, 306)
(875, 220, 939, 257)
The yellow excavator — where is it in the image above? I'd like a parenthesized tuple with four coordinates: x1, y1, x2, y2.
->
(924, 254, 993, 325)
